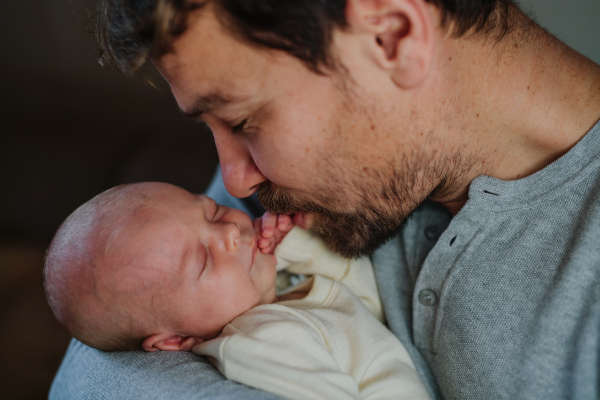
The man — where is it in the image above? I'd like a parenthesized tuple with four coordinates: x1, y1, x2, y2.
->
(50, 0, 600, 399)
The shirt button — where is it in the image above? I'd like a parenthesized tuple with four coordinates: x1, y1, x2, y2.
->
(424, 226, 440, 241)
(419, 289, 437, 306)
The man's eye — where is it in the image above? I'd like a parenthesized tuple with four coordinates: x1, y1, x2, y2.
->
(231, 119, 247, 134)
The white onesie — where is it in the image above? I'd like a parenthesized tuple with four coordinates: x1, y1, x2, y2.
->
(193, 227, 430, 400)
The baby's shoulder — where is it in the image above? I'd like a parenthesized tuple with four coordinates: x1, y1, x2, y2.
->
(218, 303, 327, 348)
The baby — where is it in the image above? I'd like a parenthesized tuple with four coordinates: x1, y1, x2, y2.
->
(44, 182, 430, 400)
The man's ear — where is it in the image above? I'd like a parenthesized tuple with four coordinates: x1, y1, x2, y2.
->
(345, 0, 436, 88)
(142, 333, 203, 352)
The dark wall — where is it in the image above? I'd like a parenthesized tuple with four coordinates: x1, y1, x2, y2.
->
(0, 0, 219, 245)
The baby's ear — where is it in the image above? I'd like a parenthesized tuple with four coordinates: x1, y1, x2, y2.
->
(142, 333, 203, 352)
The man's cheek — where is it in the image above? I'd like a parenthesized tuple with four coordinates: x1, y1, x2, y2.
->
(252, 136, 319, 184)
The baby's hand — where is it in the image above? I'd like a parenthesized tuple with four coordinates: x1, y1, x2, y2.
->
(253, 212, 294, 254)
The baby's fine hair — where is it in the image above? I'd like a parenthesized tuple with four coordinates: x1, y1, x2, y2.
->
(44, 183, 158, 351)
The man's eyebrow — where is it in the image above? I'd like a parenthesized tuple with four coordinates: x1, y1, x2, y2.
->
(180, 93, 239, 119)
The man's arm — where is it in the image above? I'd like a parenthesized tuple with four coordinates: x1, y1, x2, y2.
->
(49, 167, 283, 400)
(50, 340, 285, 400)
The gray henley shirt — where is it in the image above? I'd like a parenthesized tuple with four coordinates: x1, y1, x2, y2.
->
(374, 119, 600, 399)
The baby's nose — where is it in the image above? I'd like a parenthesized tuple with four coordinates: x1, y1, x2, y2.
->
(223, 222, 241, 253)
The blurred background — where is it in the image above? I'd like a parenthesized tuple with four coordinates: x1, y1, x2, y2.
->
(0, 0, 598, 399)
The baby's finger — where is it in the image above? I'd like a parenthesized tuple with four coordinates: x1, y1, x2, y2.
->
(258, 237, 270, 251)
(277, 214, 294, 232)
(253, 218, 262, 235)
(261, 237, 277, 253)
(261, 212, 277, 237)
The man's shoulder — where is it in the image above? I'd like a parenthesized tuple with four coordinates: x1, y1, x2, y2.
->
(50, 339, 285, 400)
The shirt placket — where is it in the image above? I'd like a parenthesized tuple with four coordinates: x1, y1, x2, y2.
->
(412, 217, 479, 353)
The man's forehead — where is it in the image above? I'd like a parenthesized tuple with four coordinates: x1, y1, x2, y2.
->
(155, 5, 281, 116)
(157, 6, 253, 82)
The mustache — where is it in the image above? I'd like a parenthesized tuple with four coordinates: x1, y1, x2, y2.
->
(256, 180, 405, 258)
(256, 181, 324, 215)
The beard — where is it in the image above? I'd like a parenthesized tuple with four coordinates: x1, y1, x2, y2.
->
(256, 74, 482, 258)
(256, 140, 480, 258)
(256, 169, 427, 258)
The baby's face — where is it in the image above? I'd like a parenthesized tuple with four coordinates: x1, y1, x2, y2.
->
(104, 185, 277, 343)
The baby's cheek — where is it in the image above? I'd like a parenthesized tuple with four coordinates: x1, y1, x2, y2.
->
(256, 254, 277, 290)
(267, 255, 278, 287)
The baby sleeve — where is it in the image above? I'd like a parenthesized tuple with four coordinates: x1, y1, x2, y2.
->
(275, 227, 384, 322)
(193, 306, 362, 400)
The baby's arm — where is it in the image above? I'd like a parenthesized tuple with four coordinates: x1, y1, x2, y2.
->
(273, 227, 384, 322)
(254, 212, 294, 254)
(194, 307, 362, 400)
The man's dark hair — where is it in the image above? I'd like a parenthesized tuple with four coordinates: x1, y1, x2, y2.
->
(96, 0, 516, 76)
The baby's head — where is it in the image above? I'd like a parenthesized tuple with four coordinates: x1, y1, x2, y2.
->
(44, 182, 277, 352)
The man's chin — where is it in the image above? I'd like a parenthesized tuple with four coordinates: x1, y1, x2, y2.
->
(302, 212, 400, 259)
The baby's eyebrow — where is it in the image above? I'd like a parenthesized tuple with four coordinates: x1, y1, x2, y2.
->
(179, 240, 204, 279)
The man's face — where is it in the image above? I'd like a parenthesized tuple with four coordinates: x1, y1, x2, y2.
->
(157, 6, 441, 257)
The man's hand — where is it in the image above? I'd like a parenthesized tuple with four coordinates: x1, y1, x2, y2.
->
(253, 212, 294, 254)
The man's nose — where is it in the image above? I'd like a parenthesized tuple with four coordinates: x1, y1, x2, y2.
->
(211, 121, 267, 198)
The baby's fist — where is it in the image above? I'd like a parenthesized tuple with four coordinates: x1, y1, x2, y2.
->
(254, 212, 294, 254)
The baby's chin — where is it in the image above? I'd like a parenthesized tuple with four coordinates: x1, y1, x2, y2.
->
(260, 282, 278, 305)
(253, 253, 278, 305)
(254, 251, 277, 271)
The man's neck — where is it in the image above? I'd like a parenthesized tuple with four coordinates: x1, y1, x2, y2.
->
(429, 16, 600, 213)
